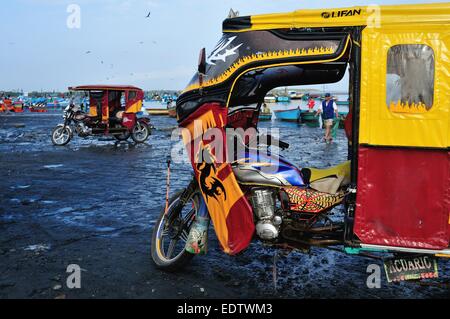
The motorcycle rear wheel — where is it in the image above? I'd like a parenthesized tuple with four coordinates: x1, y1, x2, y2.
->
(131, 122, 150, 143)
(112, 125, 131, 141)
(151, 189, 199, 272)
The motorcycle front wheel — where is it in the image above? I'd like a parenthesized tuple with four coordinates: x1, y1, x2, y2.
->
(51, 125, 72, 146)
(151, 188, 199, 272)
(131, 122, 150, 143)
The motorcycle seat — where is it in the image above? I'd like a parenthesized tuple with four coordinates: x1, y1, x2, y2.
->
(109, 117, 122, 125)
(301, 161, 350, 194)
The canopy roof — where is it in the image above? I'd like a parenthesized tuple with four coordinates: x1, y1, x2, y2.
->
(223, 2, 450, 32)
(69, 85, 143, 92)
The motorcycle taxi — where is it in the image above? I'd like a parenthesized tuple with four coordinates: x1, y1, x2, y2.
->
(151, 3, 450, 282)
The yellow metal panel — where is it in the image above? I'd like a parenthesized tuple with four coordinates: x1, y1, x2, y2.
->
(89, 105, 97, 117)
(359, 24, 450, 148)
(102, 106, 109, 122)
(126, 100, 142, 113)
(225, 3, 450, 32)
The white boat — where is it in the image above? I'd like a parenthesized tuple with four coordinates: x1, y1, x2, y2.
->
(264, 94, 276, 103)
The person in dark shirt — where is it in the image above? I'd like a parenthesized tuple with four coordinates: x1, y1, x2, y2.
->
(316, 93, 339, 143)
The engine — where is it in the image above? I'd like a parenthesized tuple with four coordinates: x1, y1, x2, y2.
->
(250, 188, 281, 240)
(75, 122, 92, 137)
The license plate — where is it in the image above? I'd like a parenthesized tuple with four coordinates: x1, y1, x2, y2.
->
(383, 255, 438, 283)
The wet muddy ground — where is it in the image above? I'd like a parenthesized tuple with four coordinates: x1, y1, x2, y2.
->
(0, 112, 449, 299)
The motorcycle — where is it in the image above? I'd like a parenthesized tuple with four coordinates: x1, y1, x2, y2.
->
(151, 130, 350, 271)
(51, 85, 151, 146)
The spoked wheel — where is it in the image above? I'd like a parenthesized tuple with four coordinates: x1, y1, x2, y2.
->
(151, 189, 200, 271)
(51, 125, 72, 146)
(131, 122, 150, 143)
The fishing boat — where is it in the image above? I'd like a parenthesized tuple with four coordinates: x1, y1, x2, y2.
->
(264, 94, 276, 103)
(259, 113, 272, 121)
(162, 95, 178, 104)
(288, 91, 303, 100)
(59, 99, 70, 108)
(338, 111, 348, 129)
(273, 107, 300, 122)
(168, 107, 177, 118)
(336, 100, 350, 106)
(29, 102, 48, 113)
(146, 108, 169, 116)
(2, 98, 13, 112)
(276, 96, 291, 103)
(300, 110, 320, 127)
(11, 101, 24, 113)
(47, 99, 60, 109)
(0, 100, 5, 112)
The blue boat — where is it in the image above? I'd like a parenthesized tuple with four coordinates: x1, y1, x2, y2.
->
(59, 99, 70, 108)
(273, 107, 301, 122)
(32, 97, 47, 105)
(259, 113, 272, 121)
(276, 96, 291, 103)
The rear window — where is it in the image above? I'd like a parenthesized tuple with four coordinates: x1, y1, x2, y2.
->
(386, 44, 434, 113)
(128, 91, 137, 101)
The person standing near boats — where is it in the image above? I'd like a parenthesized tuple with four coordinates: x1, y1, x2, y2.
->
(307, 97, 315, 112)
(316, 93, 339, 143)
(166, 99, 173, 109)
(261, 102, 270, 114)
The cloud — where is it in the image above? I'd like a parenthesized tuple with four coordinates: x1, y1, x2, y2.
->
(99, 66, 194, 90)
(146, 0, 159, 8)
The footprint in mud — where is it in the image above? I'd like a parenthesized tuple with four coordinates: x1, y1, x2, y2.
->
(43, 164, 64, 169)
(41, 200, 57, 205)
(23, 243, 51, 253)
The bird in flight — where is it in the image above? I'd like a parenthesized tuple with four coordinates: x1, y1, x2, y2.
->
(85, 51, 91, 54)
(146, 11, 151, 18)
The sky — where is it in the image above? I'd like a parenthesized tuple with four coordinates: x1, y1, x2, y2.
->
(0, 0, 446, 92)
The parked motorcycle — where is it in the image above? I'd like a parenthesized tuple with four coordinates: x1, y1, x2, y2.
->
(51, 85, 151, 146)
(51, 103, 150, 146)
(151, 128, 350, 271)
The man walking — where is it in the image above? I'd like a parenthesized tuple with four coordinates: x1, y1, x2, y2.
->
(316, 93, 339, 143)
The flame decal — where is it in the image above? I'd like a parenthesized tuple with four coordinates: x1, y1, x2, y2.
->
(389, 101, 429, 114)
(184, 46, 336, 93)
